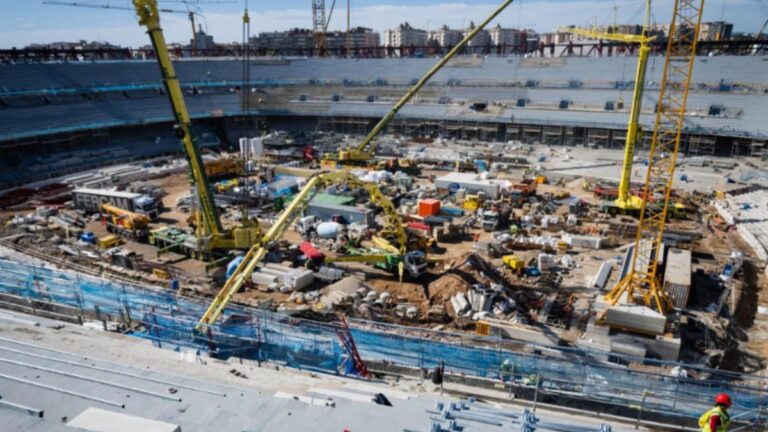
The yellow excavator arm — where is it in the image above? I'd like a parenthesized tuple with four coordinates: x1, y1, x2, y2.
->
(196, 171, 409, 330)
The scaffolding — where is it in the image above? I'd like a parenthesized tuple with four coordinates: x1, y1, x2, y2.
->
(687, 135, 716, 155)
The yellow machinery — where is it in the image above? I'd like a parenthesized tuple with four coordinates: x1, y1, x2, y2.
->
(215, 178, 240, 193)
(204, 157, 242, 179)
(605, 0, 705, 313)
(132, 0, 260, 257)
(101, 204, 149, 231)
(463, 194, 482, 212)
(97, 235, 122, 249)
(101, 203, 150, 240)
(564, 0, 654, 212)
(323, 251, 428, 278)
(502, 255, 524, 273)
(196, 171, 412, 330)
(320, 0, 514, 169)
(153, 268, 170, 280)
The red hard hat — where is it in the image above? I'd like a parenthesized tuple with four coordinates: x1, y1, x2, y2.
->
(715, 393, 732, 407)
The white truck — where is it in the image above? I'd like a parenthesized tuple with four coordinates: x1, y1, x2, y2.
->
(72, 188, 159, 219)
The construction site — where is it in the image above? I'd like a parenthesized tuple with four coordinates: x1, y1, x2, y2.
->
(1, 0, 768, 431)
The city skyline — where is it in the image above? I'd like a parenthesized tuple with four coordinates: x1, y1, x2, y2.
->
(3, 0, 766, 48)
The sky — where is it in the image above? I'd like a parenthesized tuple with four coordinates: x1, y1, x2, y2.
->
(2, 0, 767, 48)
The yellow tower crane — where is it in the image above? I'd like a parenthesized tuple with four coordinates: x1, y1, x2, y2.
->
(564, 0, 654, 212)
(605, 0, 705, 313)
(320, 0, 515, 169)
(132, 0, 261, 259)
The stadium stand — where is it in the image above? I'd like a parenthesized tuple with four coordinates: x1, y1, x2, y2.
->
(1, 56, 766, 188)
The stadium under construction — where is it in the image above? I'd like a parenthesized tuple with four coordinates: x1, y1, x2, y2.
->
(1, 0, 768, 431)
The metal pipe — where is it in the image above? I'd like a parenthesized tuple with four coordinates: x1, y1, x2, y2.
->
(0, 397, 44, 418)
(440, 410, 505, 426)
(0, 357, 181, 402)
(0, 337, 227, 396)
(0, 372, 125, 408)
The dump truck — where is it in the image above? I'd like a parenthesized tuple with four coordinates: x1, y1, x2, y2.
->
(512, 179, 537, 196)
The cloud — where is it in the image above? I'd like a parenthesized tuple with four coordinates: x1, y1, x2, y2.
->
(2, 0, 763, 47)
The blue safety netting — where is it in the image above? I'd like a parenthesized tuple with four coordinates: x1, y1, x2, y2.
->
(0, 257, 766, 421)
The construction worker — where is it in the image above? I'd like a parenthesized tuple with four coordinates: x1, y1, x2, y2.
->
(699, 393, 732, 432)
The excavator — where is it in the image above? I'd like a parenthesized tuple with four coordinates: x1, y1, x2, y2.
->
(319, 0, 514, 170)
(132, 0, 261, 261)
(196, 170, 427, 330)
(564, 0, 654, 214)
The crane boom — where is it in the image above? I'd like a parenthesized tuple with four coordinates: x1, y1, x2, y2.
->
(133, 0, 222, 238)
(132, 1, 261, 257)
(312, 0, 328, 51)
(564, 0, 654, 210)
(43, 0, 187, 13)
(196, 171, 409, 329)
(756, 18, 768, 38)
(322, 0, 515, 167)
(605, 0, 705, 312)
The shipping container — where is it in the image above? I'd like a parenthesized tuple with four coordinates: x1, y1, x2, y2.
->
(72, 188, 159, 219)
(418, 199, 441, 217)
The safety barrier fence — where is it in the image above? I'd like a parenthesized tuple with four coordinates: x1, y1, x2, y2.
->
(0, 257, 766, 423)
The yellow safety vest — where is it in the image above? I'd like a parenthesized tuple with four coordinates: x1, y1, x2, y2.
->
(699, 406, 731, 432)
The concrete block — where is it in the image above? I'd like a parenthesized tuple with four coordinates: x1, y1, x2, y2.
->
(482, 318, 562, 345)
(252, 272, 279, 286)
(647, 334, 681, 360)
(611, 340, 647, 358)
(605, 305, 666, 335)
(285, 269, 315, 290)
(563, 234, 602, 249)
(591, 261, 612, 289)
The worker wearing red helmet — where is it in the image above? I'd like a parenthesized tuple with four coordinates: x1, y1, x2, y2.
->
(699, 393, 732, 432)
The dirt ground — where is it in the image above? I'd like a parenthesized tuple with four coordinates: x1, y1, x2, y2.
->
(145, 174, 194, 227)
(744, 264, 768, 358)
